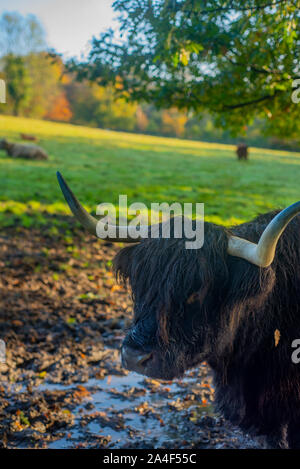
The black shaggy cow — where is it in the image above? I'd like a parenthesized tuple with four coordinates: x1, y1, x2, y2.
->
(57, 172, 300, 448)
(236, 143, 248, 161)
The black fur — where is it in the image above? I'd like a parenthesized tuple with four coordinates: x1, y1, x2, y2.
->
(114, 212, 300, 448)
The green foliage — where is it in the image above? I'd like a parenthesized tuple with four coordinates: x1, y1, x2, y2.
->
(1, 51, 71, 120)
(65, 81, 138, 131)
(4, 55, 32, 115)
(73, 0, 300, 137)
(0, 12, 70, 120)
(24, 53, 65, 119)
(0, 10, 298, 148)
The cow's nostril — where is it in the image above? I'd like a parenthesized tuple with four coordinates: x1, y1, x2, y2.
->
(137, 352, 152, 367)
(121, 345, 153, 373)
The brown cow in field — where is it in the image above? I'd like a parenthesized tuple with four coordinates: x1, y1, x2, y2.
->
(20, 133, 38, 142)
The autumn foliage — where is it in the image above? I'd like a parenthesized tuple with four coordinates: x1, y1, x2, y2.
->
(45, 92, 72, 122)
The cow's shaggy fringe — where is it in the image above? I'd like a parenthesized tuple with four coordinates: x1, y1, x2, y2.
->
(114, 212, 300, 448)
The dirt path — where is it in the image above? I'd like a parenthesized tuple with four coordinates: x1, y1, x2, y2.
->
(0, 222, 265, 448)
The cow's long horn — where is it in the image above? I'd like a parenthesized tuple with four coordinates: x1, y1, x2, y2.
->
(56, 171, 146, 242)
(228, 201, 300, 267)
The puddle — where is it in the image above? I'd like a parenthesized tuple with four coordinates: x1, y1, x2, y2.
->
(1, 358, 264, 449)
(41, 366, 214, 448)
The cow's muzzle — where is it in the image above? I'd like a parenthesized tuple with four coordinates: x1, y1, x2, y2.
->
(121, 345, 153, 374)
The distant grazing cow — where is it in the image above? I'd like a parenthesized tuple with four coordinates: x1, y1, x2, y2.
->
(0, 138, 48, 160)
(20, 133, 38, 142)
(57, 171, 300, 448)
(236, 143, 248, 161)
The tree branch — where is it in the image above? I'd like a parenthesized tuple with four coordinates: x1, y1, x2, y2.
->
(222, 92, 280, 110)
(194, 0, 288, 14)
(226, 55, 291, 78)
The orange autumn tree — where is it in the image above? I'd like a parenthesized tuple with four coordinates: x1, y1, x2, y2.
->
(45, 92, 72, 122)
(161, 108, 187, 137)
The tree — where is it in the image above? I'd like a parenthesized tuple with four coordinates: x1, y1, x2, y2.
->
(4, 55, 32, 115)
(161, 108, 187, 137)
(71, 0, 300, 137)
(136, 107, 149, 132)
(24, 53, 71, 120)
(45, 92, 72, 122)
(65, 80, 138, 131)
(0, 12, 51, 117)
(65, 80, 100, 126)
(93, 85, 138, 131)
(0, 12, 46, 57)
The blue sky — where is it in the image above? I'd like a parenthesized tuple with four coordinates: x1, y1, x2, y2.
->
(0, 0, 117, 58)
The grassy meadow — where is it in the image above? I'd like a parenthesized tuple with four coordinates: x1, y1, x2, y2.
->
(1, 115, 300, 230)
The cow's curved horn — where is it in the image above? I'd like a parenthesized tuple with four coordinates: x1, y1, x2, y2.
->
(228, 201, 300, 267)
(56, 172, 147, 243)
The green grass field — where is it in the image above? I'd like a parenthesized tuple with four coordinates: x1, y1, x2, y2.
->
(1, 115, 300, 229)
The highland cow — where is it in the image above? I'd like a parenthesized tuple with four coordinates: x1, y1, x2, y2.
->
(0, 138, 48, 160)
(57, 171, 300, 448)
(236, 143, 248, 161)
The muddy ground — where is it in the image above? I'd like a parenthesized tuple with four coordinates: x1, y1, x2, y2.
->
(0, 219, 266, 449)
